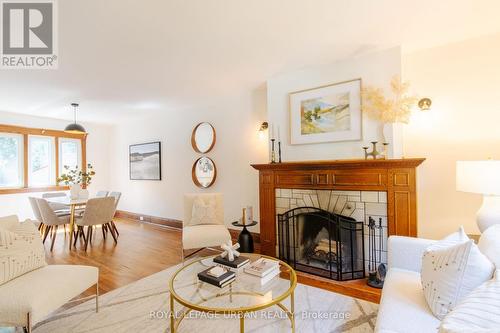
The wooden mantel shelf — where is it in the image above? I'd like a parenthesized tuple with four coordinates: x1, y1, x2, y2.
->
(251, 158, 425, 170)
(251, 158, 425, 256)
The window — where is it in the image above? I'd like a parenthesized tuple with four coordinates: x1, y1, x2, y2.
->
(28, 135, 56, 187)
(0, 133, 23, 188)
(59, 138, 82, 172)
(0, 124, 86, 193)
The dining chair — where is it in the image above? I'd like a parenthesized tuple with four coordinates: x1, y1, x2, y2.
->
(107, 191, 121, 236)
(95, 191, 109, 197)
(74, 197, 117, 251)
(28, 197, 45, 233)
(182, 193, 231, 263)
(42, 192, 68, 212)
(36, 198, 71, 251)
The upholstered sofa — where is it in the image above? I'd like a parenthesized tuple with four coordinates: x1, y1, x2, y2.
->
(375, 236, 440, 332)
(0, 215, 99, 332)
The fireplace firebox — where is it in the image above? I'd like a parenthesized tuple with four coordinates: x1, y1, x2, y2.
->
(277, 207, 365, 281)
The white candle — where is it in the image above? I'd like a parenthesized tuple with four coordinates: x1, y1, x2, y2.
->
(271, 124, 275, 140)
(277, 126, 281, 142)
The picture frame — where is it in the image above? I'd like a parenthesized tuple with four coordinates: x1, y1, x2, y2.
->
(289, 78, 362, 145)
(129, 141, 162, 180)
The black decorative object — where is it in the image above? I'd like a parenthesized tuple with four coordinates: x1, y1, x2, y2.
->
(278, 141, 282, 163)
(231, 221, 258, 253)
(367, 216, 386, 289)
(278, 207, 365, 281)
(270, 138, 276, 163)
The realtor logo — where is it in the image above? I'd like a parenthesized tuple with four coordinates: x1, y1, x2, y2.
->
(1, 0, 58, 69)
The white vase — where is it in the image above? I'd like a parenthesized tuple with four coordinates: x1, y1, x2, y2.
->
(70, 184, 80, 199)
(382, 123, 404, 159)
(79, 188, 89, 199)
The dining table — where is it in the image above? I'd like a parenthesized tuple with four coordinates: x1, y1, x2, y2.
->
(45, 196, 88, 249)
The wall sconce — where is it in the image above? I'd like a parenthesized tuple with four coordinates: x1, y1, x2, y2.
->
(418, 98, 432, 111)
(258, 121, 269, 139)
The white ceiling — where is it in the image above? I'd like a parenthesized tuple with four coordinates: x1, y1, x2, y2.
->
(1, 0, 500, 124)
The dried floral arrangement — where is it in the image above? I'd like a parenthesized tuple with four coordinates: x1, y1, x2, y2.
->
(362, 76, 418, 124)
(57, 164, 95, 188)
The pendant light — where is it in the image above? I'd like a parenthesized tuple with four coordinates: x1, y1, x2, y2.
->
(64, 103, 86, 134)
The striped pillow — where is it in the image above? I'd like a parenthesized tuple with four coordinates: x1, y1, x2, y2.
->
(0, 220, 47, 285)
(439, 270, 500, 333)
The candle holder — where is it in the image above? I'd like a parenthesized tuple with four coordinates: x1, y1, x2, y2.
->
(363, 141, 389, 160)
(270, 139, 276, 163)
(278, 141, 282, 163)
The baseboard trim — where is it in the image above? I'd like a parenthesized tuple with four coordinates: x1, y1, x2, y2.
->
(115, 210, 183, 229)
(115, 210, 260, 244)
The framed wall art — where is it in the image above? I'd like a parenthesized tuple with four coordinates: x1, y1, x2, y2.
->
(129, 141, 161, 180)
(289, 78, 362, 145)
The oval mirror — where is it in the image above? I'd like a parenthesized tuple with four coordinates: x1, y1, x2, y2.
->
(192, 156, 217, 188)
(191, 122, 216, 153)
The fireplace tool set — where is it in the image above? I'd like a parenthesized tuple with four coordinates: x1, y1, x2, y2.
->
(367, 216, 387, 288)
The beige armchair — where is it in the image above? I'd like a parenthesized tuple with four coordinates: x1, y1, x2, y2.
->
(0, 215, 98, 332)
(182, 193, 231, 262)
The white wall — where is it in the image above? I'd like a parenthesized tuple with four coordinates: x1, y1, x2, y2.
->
(0, 111, 112, 220)
(403, 33, 500, 238)
(267, 47, 402, 161)
(108, 89, 268, 233)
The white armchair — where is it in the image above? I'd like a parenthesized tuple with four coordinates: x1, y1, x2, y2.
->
(0, 215, 99, 332)
(182, 193, 231, 261)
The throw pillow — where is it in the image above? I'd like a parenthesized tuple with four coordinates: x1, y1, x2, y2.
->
(478, 224, 500, 268)
(439, 269, 500, 333)
(0, 220, 47, 286)
(421, 236, 495, 320)
(189, 196, 218, 226)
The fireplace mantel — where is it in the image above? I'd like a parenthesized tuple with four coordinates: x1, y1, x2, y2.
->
(251, 158, 425, 256)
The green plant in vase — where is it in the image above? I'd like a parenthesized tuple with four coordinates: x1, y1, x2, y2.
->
(57, 164, 95, 199)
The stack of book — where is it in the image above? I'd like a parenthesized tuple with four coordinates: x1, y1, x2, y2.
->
(197, 266, 235, 288)
(244, 258, 280, 285)
(213, 255, 250, 272)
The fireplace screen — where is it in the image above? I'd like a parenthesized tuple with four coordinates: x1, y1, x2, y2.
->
(278, 207, 365, 281)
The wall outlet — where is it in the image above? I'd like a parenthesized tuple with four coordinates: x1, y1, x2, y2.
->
(139, 216, 144, 221)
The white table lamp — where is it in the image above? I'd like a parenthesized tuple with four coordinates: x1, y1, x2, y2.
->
(456, 160, 500, 232)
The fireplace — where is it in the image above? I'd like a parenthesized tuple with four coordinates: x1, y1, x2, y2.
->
(278, 207, 365, 281)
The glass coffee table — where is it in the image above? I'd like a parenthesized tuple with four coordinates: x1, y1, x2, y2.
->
(169, 253, 297, 333)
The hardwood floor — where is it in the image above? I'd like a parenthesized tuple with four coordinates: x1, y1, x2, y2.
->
(44, 217, 216, 295)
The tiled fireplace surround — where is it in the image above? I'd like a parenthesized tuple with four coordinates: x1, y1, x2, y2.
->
(275, 189, 388, 273)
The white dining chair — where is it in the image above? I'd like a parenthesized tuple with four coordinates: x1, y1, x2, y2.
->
(95, 191, 109, 197)
(42, 192, 68, 212)
(74, 197, 117, 251)
(36, 198, 71, 251)
(107, 191, 121, 236)
(28, 197, 45, 233)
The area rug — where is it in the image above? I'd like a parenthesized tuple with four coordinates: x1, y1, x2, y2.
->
(9, 263, 378, 332)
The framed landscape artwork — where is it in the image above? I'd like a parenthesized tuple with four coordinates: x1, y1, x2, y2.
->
(289, 79, 362, 145)
(129, 141, 161, 180)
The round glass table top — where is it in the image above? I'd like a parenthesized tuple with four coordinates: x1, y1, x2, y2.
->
(169, 254, 297, 313)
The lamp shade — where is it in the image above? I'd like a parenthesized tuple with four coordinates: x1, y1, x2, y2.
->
(64, 122, 86, 134)
(456, 160, 500, 195)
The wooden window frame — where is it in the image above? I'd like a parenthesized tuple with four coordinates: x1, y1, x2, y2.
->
(0, 124, 87, 194)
